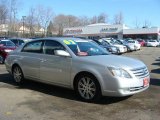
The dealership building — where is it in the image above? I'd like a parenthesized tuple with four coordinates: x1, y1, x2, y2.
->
(63, 23, 160, 40)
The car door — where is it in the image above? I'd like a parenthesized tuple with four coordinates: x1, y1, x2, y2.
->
(40, 40, 72, 86)
(20, 40, 44, 80)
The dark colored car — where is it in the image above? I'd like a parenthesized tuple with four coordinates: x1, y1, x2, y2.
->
(0, 36, 9, 40)
(93, 39, 120, 54)
(10, 38, 32, 47)
(0, 40, 16, 63)
(9, 38, 25, 47)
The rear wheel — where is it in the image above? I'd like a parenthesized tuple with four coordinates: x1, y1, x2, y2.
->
(12, 65, 24, 84)
(75, 74, 101, 102)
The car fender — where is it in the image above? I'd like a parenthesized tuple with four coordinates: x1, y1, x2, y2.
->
(71, 64, 106, 90)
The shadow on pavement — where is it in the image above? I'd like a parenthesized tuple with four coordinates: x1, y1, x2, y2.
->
(155, 59, 160, 61)
(152, 63, 160, 66)
(151, 68, 160, 74)
(0, 73, 130, 104)
(150, 78, 160, 86)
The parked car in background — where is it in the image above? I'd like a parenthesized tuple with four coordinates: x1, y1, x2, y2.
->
(10, 38, 32, 47)
(0, 37, 9, 40)
(94, 39, 120, 54)
(146, 40, 159, 47)
(127, 40, 141, 50)
(5, 37, 150, 102)
(115, 39, 135, 52)
(137, 39, 145, 47)
(156, 40, 160, 46)
(0, 40, 16, 63)
(102, 38, 127, 54)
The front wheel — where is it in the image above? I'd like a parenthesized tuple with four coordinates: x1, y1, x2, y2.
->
(75, 74, 101, 102)
(12, 65, 24, 84)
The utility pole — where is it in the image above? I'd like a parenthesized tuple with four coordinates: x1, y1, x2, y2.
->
(22, 16, 26, 37)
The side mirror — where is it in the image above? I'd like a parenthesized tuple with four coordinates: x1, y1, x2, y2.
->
(54, 50, 71, 57)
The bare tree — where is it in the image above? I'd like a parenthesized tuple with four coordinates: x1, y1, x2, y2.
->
(97, 13, 108, 23)
(26, 7, 37, 37)
(90, 13, 108, 24)
(53, 14, 67, 36)
(113, 12, 123, 24)
(90, 16, 97, 24)
(78, 16, 90, 26)
(36, 6, 54, 37)
(0, 0, 8, 24)
(142, 20, 151, 28)
(134, 18, 141, 28)
(8, 0, 19, 36)
(47, 21, 54, 36)
(53, 14, 82, 36)
(66, 15, 79, 27)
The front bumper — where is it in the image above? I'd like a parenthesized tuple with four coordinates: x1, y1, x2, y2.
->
(119, 48, 127, 53)
(101, 76, 150, 97)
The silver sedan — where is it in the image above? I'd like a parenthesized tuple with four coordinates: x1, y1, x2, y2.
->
(5, 37, 150, 102)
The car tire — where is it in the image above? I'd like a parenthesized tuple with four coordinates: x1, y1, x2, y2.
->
(0, 55, 4, 64)
(75, 73, 102, 102)
(12, 65, 24, 85)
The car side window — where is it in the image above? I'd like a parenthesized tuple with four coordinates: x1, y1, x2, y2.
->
(19, 40, 25, 45)
(22, 41, 43, 53)
(11, 39, 18, 45)
(44, 40, 65, 55)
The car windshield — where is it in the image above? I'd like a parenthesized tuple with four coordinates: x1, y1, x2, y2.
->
(98, 40, 109, 46)
(112, 40, 122, 45)
(149, 40, 156, 42)
(67, 41, 109, 56)
(128, 41, 135, 43)
(0, 40, 15, 47)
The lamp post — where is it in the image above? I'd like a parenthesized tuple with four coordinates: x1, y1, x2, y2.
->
(22, 16, 26, 37)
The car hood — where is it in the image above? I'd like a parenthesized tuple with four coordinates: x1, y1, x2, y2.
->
(113, 44, 125, 48)
(148, 42, 156, 44)
(79, 55, 145, 70)
(127, 44, 135, 47)
(128, 43, 135, 45)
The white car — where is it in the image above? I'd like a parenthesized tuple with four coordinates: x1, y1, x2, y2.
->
(127, 40, 141, 50)
(147, 40, 159, 47)
(102, 38, 127, 53)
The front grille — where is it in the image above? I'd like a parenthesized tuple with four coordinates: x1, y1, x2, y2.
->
(130, 66, 149, 79)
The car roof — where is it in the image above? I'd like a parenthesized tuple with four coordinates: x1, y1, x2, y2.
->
(34, 37, 93, 42)
(10, 38, 32, 40)
(0, 39, 12, 42)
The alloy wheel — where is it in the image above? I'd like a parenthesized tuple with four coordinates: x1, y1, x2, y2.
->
(78, 77, 96, 100)
(13, 66, 23, 83)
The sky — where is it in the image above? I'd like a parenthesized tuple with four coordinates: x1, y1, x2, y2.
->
(19, 0, 160, 28)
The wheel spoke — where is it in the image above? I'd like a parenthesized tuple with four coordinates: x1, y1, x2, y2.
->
(89, 82, 94, 87)
(79, 82, 85, 88)
(82, 78, 87, 85)
(88, 91, 94, 98)
(86, 77, 91, 85)
(90, 87, 96, 92)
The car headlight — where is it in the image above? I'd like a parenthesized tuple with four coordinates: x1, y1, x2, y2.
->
(108, 67, 132, 78)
